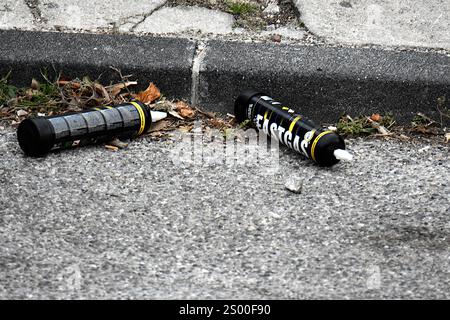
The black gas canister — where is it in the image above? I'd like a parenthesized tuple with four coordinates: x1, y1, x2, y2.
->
(17, 101, 166, 156)
(235, 90, 352, 166)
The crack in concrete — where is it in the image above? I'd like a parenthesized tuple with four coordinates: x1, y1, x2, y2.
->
(23, 0, 47, 24)
(110, 1, 168, 33)
(129, 1, 168, 32)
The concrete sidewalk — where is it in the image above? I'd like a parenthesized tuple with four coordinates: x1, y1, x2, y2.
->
(1, 0, 449, 50)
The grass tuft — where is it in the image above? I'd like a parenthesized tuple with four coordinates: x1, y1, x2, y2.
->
(226, 1, 257, 15)
(337, 114, 395, 136)
(0, 71, 18, 106)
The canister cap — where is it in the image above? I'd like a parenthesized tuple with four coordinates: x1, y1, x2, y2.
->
(313, 132, 346, 166)
(17, 117, 55, 156)
(234, 89, 262, 123)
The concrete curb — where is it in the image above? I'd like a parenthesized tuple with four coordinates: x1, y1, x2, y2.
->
(0, 30, 196, 101)
(1, 30, 449, 125)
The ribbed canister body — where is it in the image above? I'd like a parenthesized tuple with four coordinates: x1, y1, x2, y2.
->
(17, 101, 151, 156)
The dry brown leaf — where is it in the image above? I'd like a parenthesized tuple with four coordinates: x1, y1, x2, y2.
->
(370, 113, 381, 122)
(208, 118, 226, 129)
(180, 108, 195, 118)
(31, 78, 40, 91)
(57, 80, 69, 86)
(149, 119, 173, 132)
(94, 83, 111, 101)
(107, 81, 137, 97)
(175, 101, 195, 118)
(136, 83, 161, 105)
(108, 138, 129, 149)
(175, 100, 190, 110)
(58, 80, 81, 90)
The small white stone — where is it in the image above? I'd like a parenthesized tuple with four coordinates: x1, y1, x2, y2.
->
(328, 126, 338, 131)
(270, 212, 281, 219)
(17, 109, 28, 117)
(263, 2, 280, 15)
(285, 176, 303, 194)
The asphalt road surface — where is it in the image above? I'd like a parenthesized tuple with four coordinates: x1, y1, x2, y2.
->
(0, 127, 449, 299)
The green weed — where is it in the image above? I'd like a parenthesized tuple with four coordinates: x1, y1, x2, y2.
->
(226, 1, 257, 15)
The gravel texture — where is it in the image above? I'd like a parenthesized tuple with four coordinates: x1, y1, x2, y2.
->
(0, 127, 449, 299)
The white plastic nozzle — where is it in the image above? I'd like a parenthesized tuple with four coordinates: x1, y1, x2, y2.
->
(334, 149, 353, 161)
(150, 111, 167, 122)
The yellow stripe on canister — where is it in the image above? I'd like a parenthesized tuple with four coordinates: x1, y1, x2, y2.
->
(130, 101, 146, 135)
(311, 130, 333, 162)
(288, 116, 301, 133)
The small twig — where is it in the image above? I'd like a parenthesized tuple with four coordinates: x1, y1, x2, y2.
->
(109, 66, 134, 96)
(367, 117, 390, 135)
(387, 120, 396, 129)
(372, 133, 394, 137)
(436, 105, 450, 128)
(40, 69, 56, 86)
(194, 106, 215, 119)
(105, 81, 137, 90)
(416, 112, 437, 127)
